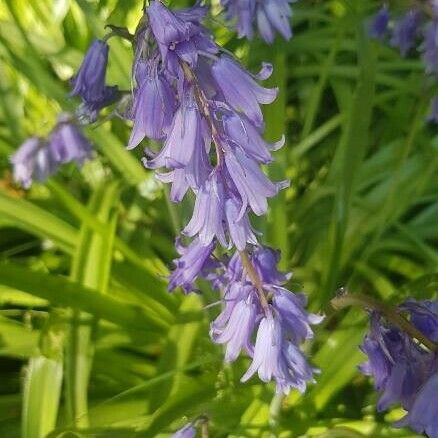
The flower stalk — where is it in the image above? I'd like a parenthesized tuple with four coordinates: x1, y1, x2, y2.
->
(331, 291, 438, 352)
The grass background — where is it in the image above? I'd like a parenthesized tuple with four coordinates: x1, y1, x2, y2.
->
(0, 0, 437, 436)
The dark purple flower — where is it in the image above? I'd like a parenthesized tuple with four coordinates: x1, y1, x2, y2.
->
(169, 238, 215, 293)
(359, 304, 436, 413)
(390, 10, 423, 57)
(395, 371, 438, 438)
(368, 6, 390, 40)
(211, 56, 278, 128)
(172, 422, 196, 438)
(422, 20, 438, 74)
(10, 137, 57, 188)
(71, 40, 114, 108)
(252, 246, 290, 285)
(76, 86, 120, 123)
(49, 115, 92, 165)
(147, 1, 217, 73)
(402, 299, 438, 342)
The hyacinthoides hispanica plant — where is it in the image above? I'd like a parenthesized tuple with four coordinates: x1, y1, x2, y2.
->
(125, 0, 324, 397)
(6, 0, 438, 437)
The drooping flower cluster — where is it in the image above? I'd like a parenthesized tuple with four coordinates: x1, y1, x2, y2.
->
(128, 1, 286, 269)
(359, 299, 438, 438)
(125, 0, 319, 393)
(11, 114, 92, 188)
(210, 247, 323, 394)
(221, 0, 295, 43)
(368, 3, 438, 122)
(11, 36, 123, 188)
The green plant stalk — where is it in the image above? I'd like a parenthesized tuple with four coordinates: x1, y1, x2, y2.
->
(331, 292, 437, 352)
(65, 182, 120, 427)
(22, 313, 65, 438)
(22, 356, 63, 438)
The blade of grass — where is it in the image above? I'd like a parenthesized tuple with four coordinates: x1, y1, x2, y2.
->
(22, 356, 63, 438)
(65, 182, 120, 427)
(0, 261, 168, 332)
(320, 16, 376, 306)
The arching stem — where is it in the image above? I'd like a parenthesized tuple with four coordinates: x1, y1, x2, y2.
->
(331, 292, 437, 352)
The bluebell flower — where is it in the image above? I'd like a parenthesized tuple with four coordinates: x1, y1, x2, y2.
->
(145, 96, 206, 169)
(395, 371, 438, 438)
(252, 246, 291, 285)
(147, 0, 217, 74)
(221, 0, 294, 44)
(211, 56, 278, 128)
(172, 422, 196, 438)
(256, 0, 294, 43)
(428, 97, 438, 124)
(71, 39, 109, 102)
(224, 146, 288, 217)
(359, 311, 433, 411)
(183, 172, 227, 247)
(368, 5, 390, 40)
(225, 196, 258, 251)
(211, 246, 322, 394)
(168, 238, 216, 293)
(222, 111, 284, 164)
(360, 300, 438, 437)
(211, 286, 258, 362)
(71, 39, 119, 119)
(241, 312, 318, 395)
(402, 299, 438, 343)
(76, 86, 120, 123)
(422, 20, 438, 74)
(11, 115, 92, 188)
(128, 61, 177, 146)
(10, 137, 57, 188)
(49, 114, 92, 165)
(390, 10, 423, 56)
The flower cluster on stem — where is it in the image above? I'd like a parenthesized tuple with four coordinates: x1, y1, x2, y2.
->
(124, 0, 321, 393)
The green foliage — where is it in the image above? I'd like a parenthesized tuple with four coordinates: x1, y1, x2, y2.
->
(0, 0, 436, 437)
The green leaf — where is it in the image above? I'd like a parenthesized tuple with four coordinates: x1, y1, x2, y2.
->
(65, 182, 120, 427)
(22, 356, 63, 438)
(0, 262, 168, 332)
(0, 191, 77, 253)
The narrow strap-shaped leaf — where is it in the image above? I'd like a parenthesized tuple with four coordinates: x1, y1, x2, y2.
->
(65, 182, 120, 427)
(0, 262, 168, 332)
(22, 356, 63, 438)
(0, 191, 77, 253)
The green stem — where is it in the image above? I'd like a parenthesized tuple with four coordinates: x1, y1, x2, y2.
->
(269, 393, 284, 437)
(331, 292, 437, 352)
